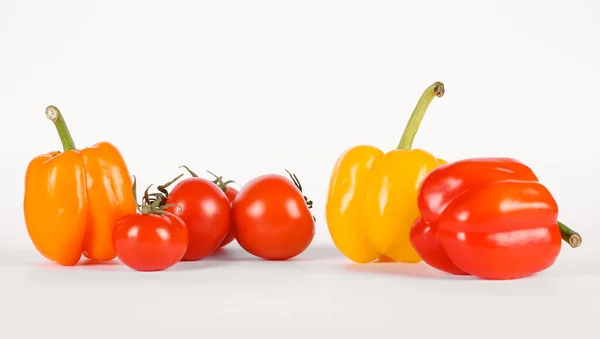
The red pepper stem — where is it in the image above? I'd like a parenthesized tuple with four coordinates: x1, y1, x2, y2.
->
(46, 105, 77, 151)
(557, 221, 581, 248)
(397, 82, 444, 150)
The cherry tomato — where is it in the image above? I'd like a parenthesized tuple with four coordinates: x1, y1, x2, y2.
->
(114, 213, 188, 272)
(164, 177, 231, 261)
(218, 186, 239, 248)
(232, 171, 315, 260)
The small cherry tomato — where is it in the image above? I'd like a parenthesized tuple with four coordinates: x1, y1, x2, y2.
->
(163, 167, 231, 261)
(113, 177, 189, 272)
(232, 170, 315, 260)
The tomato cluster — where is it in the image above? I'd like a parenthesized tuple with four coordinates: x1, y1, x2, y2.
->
(113, 167, 315, 272)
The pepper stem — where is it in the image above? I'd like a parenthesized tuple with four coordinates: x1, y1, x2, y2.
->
(557, 221, 582, 248)
(45, 105, 77, 151)
(396, 82, 445, 150)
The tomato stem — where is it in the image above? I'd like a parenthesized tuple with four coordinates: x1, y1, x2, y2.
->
(397, 82, 444, 150)
(557, 221, 581, 248)
(142, 184, 154, 206)
(132, 176, 141, 213)
(157, 173, 184, 199)
(131, 175, 181, 215)
(206, 170, 238, 192)
(45, 105, 77, 151)
(285, 169, 315, 222)
(159, 203, 183, 214)
(180, 165, 199, 178)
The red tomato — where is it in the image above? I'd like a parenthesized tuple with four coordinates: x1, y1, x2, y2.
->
(113, 213, 188, 272)
(164, 177, 231, 261)
(232, 172, 315, 260)
(218, 186, 239, 248)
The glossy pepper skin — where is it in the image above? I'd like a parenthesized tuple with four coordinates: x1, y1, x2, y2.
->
(23, 106, 136, 266)
(409, 157, 582, 280)
(326, 82, 446, 263)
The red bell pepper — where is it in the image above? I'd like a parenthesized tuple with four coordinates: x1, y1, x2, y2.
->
(409, 157, 581, 280)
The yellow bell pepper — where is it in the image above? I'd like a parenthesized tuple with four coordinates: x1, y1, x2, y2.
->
(325, 81, 446, 264)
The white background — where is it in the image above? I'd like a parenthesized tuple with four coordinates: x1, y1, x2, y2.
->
(1, 0, 599, 338)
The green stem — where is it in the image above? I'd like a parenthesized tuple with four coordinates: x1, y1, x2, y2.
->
(131, 174, 181, 215)
(45, 105, 77, 151)
(285, 169, 316, 222)
(206, 170, 237, 192)
(131, 176, 143, 214)
(157, 173, 184, 198)
(558, 221, 582, 248)
(396, 82, 445, 150)
(180, 165, 199, 178)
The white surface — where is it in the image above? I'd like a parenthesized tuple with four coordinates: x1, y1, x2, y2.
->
(1, 239, 599, 338)
(2, 0, 600, 337)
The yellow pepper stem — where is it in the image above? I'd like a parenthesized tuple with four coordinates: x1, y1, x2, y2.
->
(397, 82, 445, 150)
(45, 105, 77, 151)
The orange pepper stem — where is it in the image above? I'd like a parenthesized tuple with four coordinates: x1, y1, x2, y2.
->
(45, 105, 77, 151)
(396, 82, 445, 150)
(557, 221, 582, 248)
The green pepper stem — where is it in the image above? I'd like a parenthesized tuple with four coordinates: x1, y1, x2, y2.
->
(396, 82, 445, 150)
(45, 105, 77, 151)
(558, 221, 581, 248)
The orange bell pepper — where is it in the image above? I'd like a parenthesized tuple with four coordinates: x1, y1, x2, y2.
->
(23, 106, 136, 266)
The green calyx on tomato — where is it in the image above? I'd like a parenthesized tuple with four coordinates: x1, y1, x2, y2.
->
(132, 175, 181, 215)
(179, 165, 238, 194)
(285, 169, 315, 222)
(206, 170, 238, 193)
(152, 173, 184, 202)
